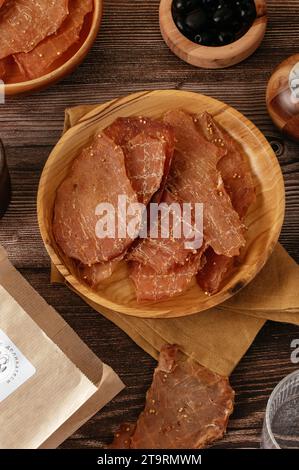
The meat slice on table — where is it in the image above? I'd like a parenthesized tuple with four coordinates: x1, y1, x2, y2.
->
(195, 113, 256, 294)
(0, 0, 69, 59)
(163, 109, 245, 258)
(104, 117, 175, 204)
(14, 0, 93, 80)
(109, 423, 136, 449)
(109, 345, 235, 449)
(53, 133, 140, 266)
(130, 252, 203, 302)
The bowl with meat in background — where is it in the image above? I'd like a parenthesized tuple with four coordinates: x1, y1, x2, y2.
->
(0, 0, 102, 96)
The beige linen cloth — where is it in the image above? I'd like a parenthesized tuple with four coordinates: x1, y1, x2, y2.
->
(50, 105, 299, 378)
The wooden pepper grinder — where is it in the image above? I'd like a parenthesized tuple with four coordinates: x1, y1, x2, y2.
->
(0, 139, 11, 218)
(267, 54, 299, 142)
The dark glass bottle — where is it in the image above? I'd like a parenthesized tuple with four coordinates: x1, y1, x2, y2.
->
(0, 139, 11, 218)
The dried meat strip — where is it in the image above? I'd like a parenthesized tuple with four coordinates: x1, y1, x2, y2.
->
(0, 59, 6, 79)
(80, 256, 123, 288)
(197, 247, 234, 294)
(195, 113, 256, 294)
(109, 345, 235, 449)
(0, 0, 69, 59)
(108, 423, 136, 449)
(130, 252, 203, 302)
(104, 117, 174, 204)
(128, 190, 202, 274)
(53, 133, 140, 266)
(163, 109, 245, 258)
(124, 131, 168, 205)
(195, 112, 256, 219)
(14, 0, 92, 80)
(77, 117, 175, 285)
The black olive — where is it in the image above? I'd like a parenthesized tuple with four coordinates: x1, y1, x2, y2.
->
(231, 17, 242, 32)
(213, 6, 233, 25)
(172, 0, 256, 47)
(185, 0, 201, 12)
(236, 0, 256, 21)
(172, 0, 200, 14)
(218, 30, 235, 45)
(201, 0, 219, 9)
(185, 8, 207, 32)
(172, 0, 185, 12)
(174, 15, 194, 37)
(194, 31, 214, 46)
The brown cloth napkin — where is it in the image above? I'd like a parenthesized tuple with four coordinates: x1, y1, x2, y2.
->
(49, 104, 299, 378)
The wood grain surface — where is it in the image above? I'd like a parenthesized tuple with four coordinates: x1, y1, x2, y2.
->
(0, 0, 299, 449)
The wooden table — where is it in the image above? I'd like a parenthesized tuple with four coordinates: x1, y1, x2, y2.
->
(0, 0, 298, 449)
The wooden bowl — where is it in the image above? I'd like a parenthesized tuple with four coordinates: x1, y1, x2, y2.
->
(37, 90, 285, 319)
(159, 0, 267, 69)
(266, 54, 299, 142)
(4, 0, 103, 96)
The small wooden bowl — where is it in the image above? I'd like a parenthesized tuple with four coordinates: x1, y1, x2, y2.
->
(4, 0, 103, 96)
(37, 90, 285, 319)
(266, 54, 299, 142)
(159, 0, 267, 69)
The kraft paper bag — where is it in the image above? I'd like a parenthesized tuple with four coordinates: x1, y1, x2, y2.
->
(0, 245, 124, 449)
(48, 104, 299, 378)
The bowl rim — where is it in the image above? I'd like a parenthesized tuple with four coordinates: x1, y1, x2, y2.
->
(159, 0, 267, 67)
(3, 0, 103, 94)
(37, 89, 285, 318)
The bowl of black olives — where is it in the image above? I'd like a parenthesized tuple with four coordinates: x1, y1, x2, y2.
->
(160, 0, 267, 68)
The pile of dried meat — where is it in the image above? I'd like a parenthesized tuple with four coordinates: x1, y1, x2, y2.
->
(109, 345, 235, 449)
(0, 0, 93, 83)
(53, 109, 256, 302)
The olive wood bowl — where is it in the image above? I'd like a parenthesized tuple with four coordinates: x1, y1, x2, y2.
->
(159, 0, 267, 69)
(4, 0, 102, 96)
(37, 90, 285, 318)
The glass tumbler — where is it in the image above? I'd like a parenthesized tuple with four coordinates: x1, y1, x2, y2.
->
(261, 370, 299, 448)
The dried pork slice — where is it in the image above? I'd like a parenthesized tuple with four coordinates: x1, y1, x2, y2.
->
(129, 345, 234, 449)
(0, 0, 69, 59)
(124, 131, 168, 205)
(14, 0, 92, 80)
(109, 423, 136, 449)
(0, 0, 6, 9)
(0, 59, 6, 79)
(197, 247, 234, 294)
(163, 109, 245, 258)
(80, 256, 123, 288)
(196, 112, 256, 219)
(104, 117, 175, 203)
(130, 252, 203, 302)
(195, 113, 256, 293)
(53, 134, 140, 266)
(128, 191, 202, 274)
